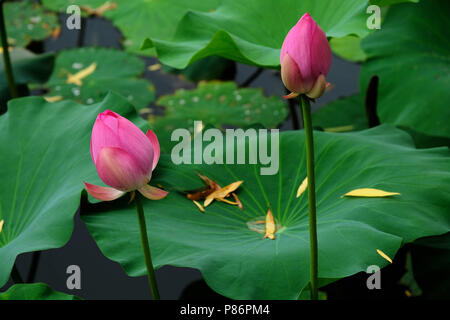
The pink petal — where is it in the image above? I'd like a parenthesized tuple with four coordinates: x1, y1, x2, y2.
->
(96, 147, 151, 191)
(281, 53, 305, 94)
(90, 110, 154, 174)
(84, 182, 125, 201)
(138, 184, 168, 200)
(146, 130, 160, 171)
(306, 74, 327, 99)
(310, 23, 332, 80)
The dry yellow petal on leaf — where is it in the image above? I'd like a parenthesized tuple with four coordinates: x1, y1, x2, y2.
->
(324, 125, 355, 133)
(343, 188, 400, 198)
(204, 180, 243, 207)
(296, 177, 308, 198)
(0, 220, 4, 233)
(263, 209, 276, 240)
(193, 200, 205, 213)
(44, 96, 63, 103)
(376, 249, 393, 263)
(187, 173, 220, 201)
(66, 62, 97, 86)
(217, 198, 238, 205)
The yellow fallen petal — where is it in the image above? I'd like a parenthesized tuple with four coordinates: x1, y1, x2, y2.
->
(193, 200, 205, 213)
(324, 125, 355, 133)
(263, 209, 276, 240)
(0, 220, 4, 233)
(343, 188, 400, 198)
(44, 96, 63, 103)
(405, 290, 412, 297)
(296, 177, 308, 198)
(217, 198, 238, 205)
(377, 249, 393, 263)
(67, 62, 97, 86)
(204, 180, 243, 207)
(148, 63, 162, 71)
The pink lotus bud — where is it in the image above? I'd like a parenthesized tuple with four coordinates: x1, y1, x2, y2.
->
(280, 13, 332, 99)
(84, 110, 167, 201)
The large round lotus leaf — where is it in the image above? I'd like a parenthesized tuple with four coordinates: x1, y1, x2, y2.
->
(81, 125, 450, 299)
(149, 81, 288, 153)
(45, 47, 155, 110)
(0, 92, 145, 287)
(142, 0, 373, 68)
(0, 283, 81, 300)
(360, 0, 450, 138)
(42, 0, 220, 56)
(4, 0, 59, 47)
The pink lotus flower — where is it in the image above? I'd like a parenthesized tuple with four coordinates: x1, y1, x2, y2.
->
(280, 13, 332, 99)
(84, 110, 168, 201)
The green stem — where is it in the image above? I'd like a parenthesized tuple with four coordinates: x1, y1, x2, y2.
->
(0, 1, 18, 98)
(135, 192, 160, 300)
(11, 264, 23, 284)
(300, 95, 318, 300)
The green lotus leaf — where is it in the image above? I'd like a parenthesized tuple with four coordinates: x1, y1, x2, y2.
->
(142, 0, 373, 69)
(42, 0, 220, 56)
(360, 0, 450, 138)
(81, 125, 450, 299)
(330, 36, 367, 63)
(45, 47, 155, 110)
(4, 0, 59, 47)
(0, 283, 81, 300)
(0, 92, 145, 287)
(148, 81, 288, 153)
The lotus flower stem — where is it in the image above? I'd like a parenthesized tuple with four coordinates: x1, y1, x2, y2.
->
(300, 95, 318, 300)
(0, 1, 19, 99)
(135, 193, 160, 300)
